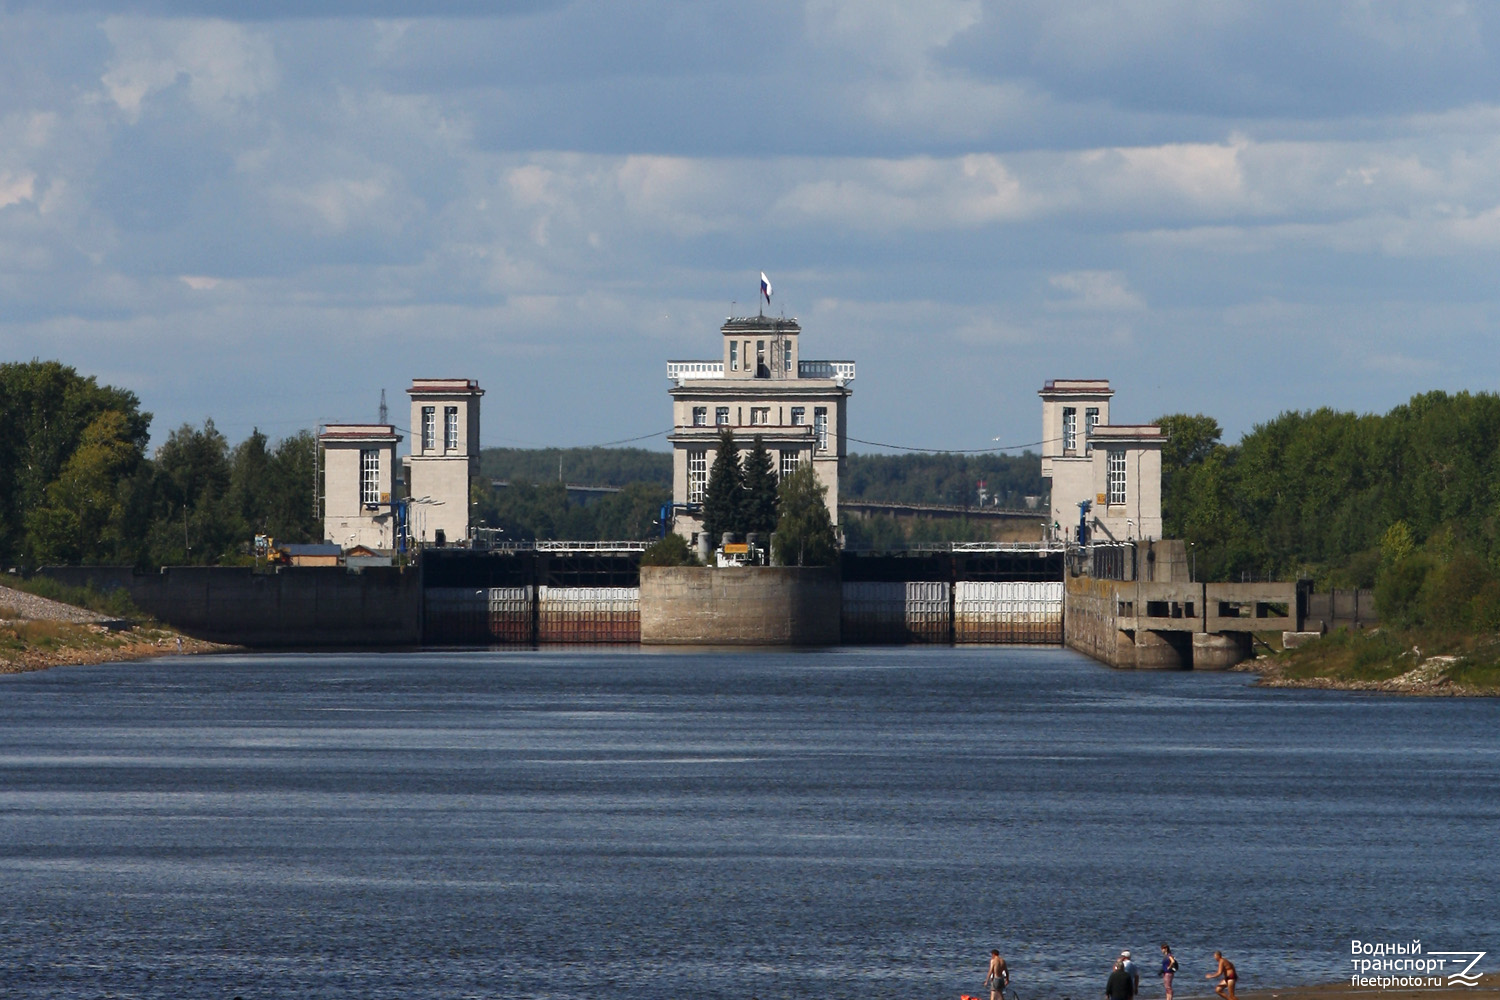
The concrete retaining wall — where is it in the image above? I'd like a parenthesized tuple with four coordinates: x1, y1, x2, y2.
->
(39, 565, 422, 647)
(1063, 576, 1135, 667)
(640, 566, 841, 645)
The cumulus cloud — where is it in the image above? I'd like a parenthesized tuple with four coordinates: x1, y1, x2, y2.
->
(101, 17, 277, 119)
(0, 172, 37, 209)
(1048, 271, 1144, 311)
(5, 2, 1500, 451)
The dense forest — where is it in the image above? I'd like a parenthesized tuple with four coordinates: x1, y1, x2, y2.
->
(1, 360, 318, 570)
(1158, 391, 1500, 628)
(842, 452, 1045, 507)
(475, 444, 1047, 544)
(479, 447, 671, 488)
(479, 446, 1045, 506)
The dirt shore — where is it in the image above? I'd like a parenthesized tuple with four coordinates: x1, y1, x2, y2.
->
(1242, 656, 1495, 697)
(0, 626, 236, 674)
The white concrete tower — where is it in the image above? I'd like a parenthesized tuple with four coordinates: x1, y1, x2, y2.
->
(319, 423, 401, 550)
(666, 315, 854, 543)
(406, 378, 484, 546)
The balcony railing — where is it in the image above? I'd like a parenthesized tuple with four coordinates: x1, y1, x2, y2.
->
(797, 360, 856, 382)
(666, 360, 856, 382)
(666, 361, 724, 379)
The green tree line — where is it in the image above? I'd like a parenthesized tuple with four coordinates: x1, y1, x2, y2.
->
(1, 360, 319, 569)
(478, 446, 1044, 506)
(1157, 391, 1500, 626)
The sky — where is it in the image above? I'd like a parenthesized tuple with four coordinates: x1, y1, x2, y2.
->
(4, 1, 1500, 455)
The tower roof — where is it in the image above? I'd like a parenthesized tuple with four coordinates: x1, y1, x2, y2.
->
(721, 316, 800, 335)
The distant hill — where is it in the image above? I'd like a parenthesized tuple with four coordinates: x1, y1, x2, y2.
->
(479, 447, 671, 487)
(843, 452, 1043, 507)
(478, 445, 1043, 507)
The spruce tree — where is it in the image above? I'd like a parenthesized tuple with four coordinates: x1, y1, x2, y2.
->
(741, 435, 779, 536)
(701, 428, 744, 545)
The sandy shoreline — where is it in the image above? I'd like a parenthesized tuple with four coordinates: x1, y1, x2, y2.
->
(1236, 974, 1500, 1000)
(1020, 976, 1500, 1000)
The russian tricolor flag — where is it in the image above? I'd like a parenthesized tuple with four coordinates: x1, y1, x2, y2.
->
(760, 272, 772, 303)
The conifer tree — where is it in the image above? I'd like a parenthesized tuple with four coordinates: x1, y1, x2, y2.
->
(741, 435, 779, 536)
(701, 428, 744, 545)
(773, 464, 839, 566)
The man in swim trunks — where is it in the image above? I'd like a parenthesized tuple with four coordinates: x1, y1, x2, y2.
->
(1207, 951, 1237, 1000)
(987, 949, 1009, 1000)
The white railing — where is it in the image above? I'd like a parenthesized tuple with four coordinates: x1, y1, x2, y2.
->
(667, 361, 724, 380)
(470, 533, 650, 553)
(910, 541, 1067, 553)
(668, 359, 856, 382)
(798, 360, 856, 382)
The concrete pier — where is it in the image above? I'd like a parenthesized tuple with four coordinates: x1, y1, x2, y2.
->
(640, 566, 841, 645)
(1064, 576, 1296, 670)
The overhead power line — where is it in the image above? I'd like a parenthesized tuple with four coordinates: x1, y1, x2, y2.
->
(844, 434, 1056, 455)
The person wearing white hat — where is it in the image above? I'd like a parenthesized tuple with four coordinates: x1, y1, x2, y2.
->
(1121, 951, 1140, 996)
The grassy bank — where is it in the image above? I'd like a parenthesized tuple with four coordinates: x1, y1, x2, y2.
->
(1258, 626, 1500, 694)
(0, 618, 230, 674)
(0, 583, 232, 674)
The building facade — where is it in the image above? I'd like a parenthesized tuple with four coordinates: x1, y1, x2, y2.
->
(318, 423, 401, 550)
(667, 316, 853, 542)
(405, 378, 483, 546)
(1038, 379, 1162, 542)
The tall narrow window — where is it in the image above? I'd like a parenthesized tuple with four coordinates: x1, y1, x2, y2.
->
(444, 406, 459, 450)
(688, 450, 708, 503)
(729, 340, 739, 370)
(1107, 449, 1127, 505)
(756, 340, 766, 377)
(715, 406, 729, 425)
(814, 407, 828, 451)
(360, 449, 380, 506)
(421, 406, 436, 451)
(790, 406, 806, 426)
(1062, 407, 1077, 453)
(785, 343, 793, 372)
(692, 406, 707, 427)
(1084, 407, 1099, 455)
(780, 450, 800, 479)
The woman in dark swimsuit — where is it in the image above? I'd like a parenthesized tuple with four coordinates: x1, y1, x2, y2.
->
(1207, 951, 1237, 1000)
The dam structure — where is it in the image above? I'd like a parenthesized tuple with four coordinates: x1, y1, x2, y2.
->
(418, 541, 1069, 647)
(41, 539, 1301, 664)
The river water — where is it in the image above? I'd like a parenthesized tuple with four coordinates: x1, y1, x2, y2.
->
(0, 647, 1495, 999)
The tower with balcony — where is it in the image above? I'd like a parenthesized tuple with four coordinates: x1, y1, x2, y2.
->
(667, 316, 853, 543)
